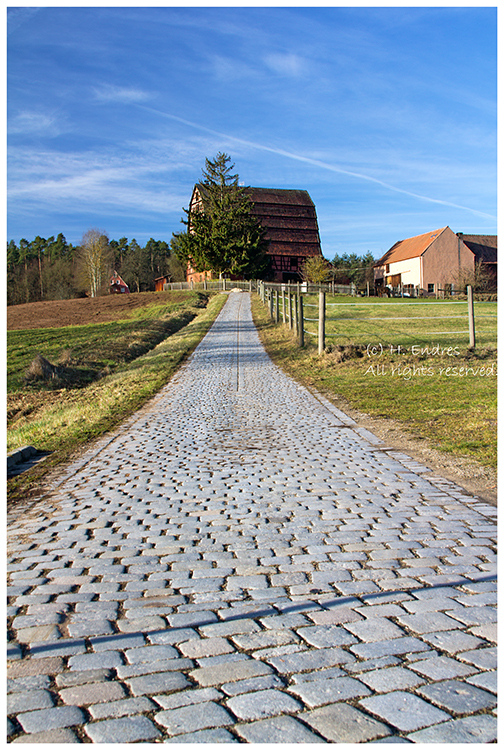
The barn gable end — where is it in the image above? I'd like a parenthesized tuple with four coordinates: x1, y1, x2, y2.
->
(187, 185, 322, 282)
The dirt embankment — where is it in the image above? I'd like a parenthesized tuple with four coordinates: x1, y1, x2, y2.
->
(7, 291, 187, 331)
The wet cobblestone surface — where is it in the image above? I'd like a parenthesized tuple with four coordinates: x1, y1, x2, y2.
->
(7, 292, 497, 742)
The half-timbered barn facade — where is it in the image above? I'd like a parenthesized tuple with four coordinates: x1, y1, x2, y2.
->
(186, 185, 323, 283)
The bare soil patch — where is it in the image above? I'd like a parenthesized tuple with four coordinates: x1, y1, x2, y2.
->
(7, 291, 186, 331)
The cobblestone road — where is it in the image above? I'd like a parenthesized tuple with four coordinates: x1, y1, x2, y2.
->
(7, 292, 497, 743)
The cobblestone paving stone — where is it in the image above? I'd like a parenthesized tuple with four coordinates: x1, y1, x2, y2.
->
(7, 292, 497, 742)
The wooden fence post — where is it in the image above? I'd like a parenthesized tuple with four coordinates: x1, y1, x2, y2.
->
(467, 285, 476, 348)
(269, 289, 274, 319)
(298, 294, 304, 347)
(275, 290, 280, 323)
(318, 291, 325, 355)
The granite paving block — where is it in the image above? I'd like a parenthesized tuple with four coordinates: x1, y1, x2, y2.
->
(156, 701, 234, 735)
(467, 670, 497, 693)
(420, 629, 483, 654)
(417, 678, 497, 713)
(164, 727, 238, 742)
(225, 688, 302, 721)
(266, 646, 355, 674)
(153, 687, 223, 710)
(350, 635, 430, 660)
(343, 616, 406, 642)
(189, 657, 272, 687)
(55, 668, 112, 688)
(289, 675, 372, 707)
(126, 671, 190, 696)
(358, 666, 425, 693)
(7, 689, 54, 714)
(235, 715, 326, 743)
(221, 673, 284, 696)
(395, 611, 464, 634)
(85, 715, 161, 743)
(303, 702, 392, 742)
(10, 728, 80, 743)
(17, 705, 85, 734)
(89, 696, 157, 720)
(297, 624, 359, 648)
(68, 650, 124, 671)
(178, 636, 235, 658)
(7, 656, 63, 678)
(59, 680, 126, 706)
(124, 644, 179, 663)
(359, 691, 450, 732)
(407, 713, 497, 743)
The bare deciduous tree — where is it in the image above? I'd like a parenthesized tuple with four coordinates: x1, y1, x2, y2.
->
(451, 260, 494, 293)
(77, 229, 112, 297)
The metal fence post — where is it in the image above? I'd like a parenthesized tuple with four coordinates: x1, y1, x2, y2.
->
(318, 291, 326, 355)
(282, 289, 286, 324)
(289, 292, 293, 329)
(467, 285, 476, 347)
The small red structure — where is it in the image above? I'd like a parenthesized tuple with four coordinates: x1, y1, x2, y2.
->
(154, 275, 170, 292)
(110, 271, 130, 294)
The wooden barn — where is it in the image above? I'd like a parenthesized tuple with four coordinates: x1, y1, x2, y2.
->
(154, 275, 170, 292)
(187, 185, 323, 283)
(458, 234, 497, 290)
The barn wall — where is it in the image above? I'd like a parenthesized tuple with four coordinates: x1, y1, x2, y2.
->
(423, 228, 474, 289)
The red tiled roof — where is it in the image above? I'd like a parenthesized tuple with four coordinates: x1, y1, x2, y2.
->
(374, 227, 448, 266)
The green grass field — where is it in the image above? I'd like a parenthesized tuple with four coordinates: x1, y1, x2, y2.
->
(7, 291, 227, 503)
(254, 294, 497, 469)
(299, 295, 497, 350)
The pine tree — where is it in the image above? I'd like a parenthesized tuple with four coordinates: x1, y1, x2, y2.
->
(180, 153, 269, 279)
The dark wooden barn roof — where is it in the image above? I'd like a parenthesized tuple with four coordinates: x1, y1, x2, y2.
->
(461, 235, 497, 265)
(246, 187, 322, 258)
(190, 185, 322, 259)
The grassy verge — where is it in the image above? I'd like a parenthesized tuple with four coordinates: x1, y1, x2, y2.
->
(252, 294, 497, 469)
(7, 292, 227, 504)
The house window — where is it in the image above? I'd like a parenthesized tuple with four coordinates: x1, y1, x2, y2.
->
(290, 257, 298, 269)
(428, 283, 435, 293)
(385, 264, 390, 273)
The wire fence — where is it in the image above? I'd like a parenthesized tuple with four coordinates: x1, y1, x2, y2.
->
(259, 283, 497, 353)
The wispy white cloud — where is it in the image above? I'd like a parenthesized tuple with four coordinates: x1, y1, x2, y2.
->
(9, 110, 63, 136)
(263, 53, 307, 77)
(92, 84, 152, 104)
(8, 146, 189, 217)
(7, 7, 42, 36)
(135, 105, 496, 221)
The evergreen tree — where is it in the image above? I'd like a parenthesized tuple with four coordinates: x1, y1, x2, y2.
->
(179, 152, 269, 278)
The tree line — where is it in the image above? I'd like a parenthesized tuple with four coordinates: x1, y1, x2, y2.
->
(302, 252, 376, 287)
(7, 231, 186, 305)
(7, 152, 378, 305)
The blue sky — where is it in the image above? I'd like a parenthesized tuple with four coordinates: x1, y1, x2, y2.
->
(7, 5, 497, 259)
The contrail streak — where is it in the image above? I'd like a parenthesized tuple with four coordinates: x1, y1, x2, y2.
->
(138, 104, 495, 220)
